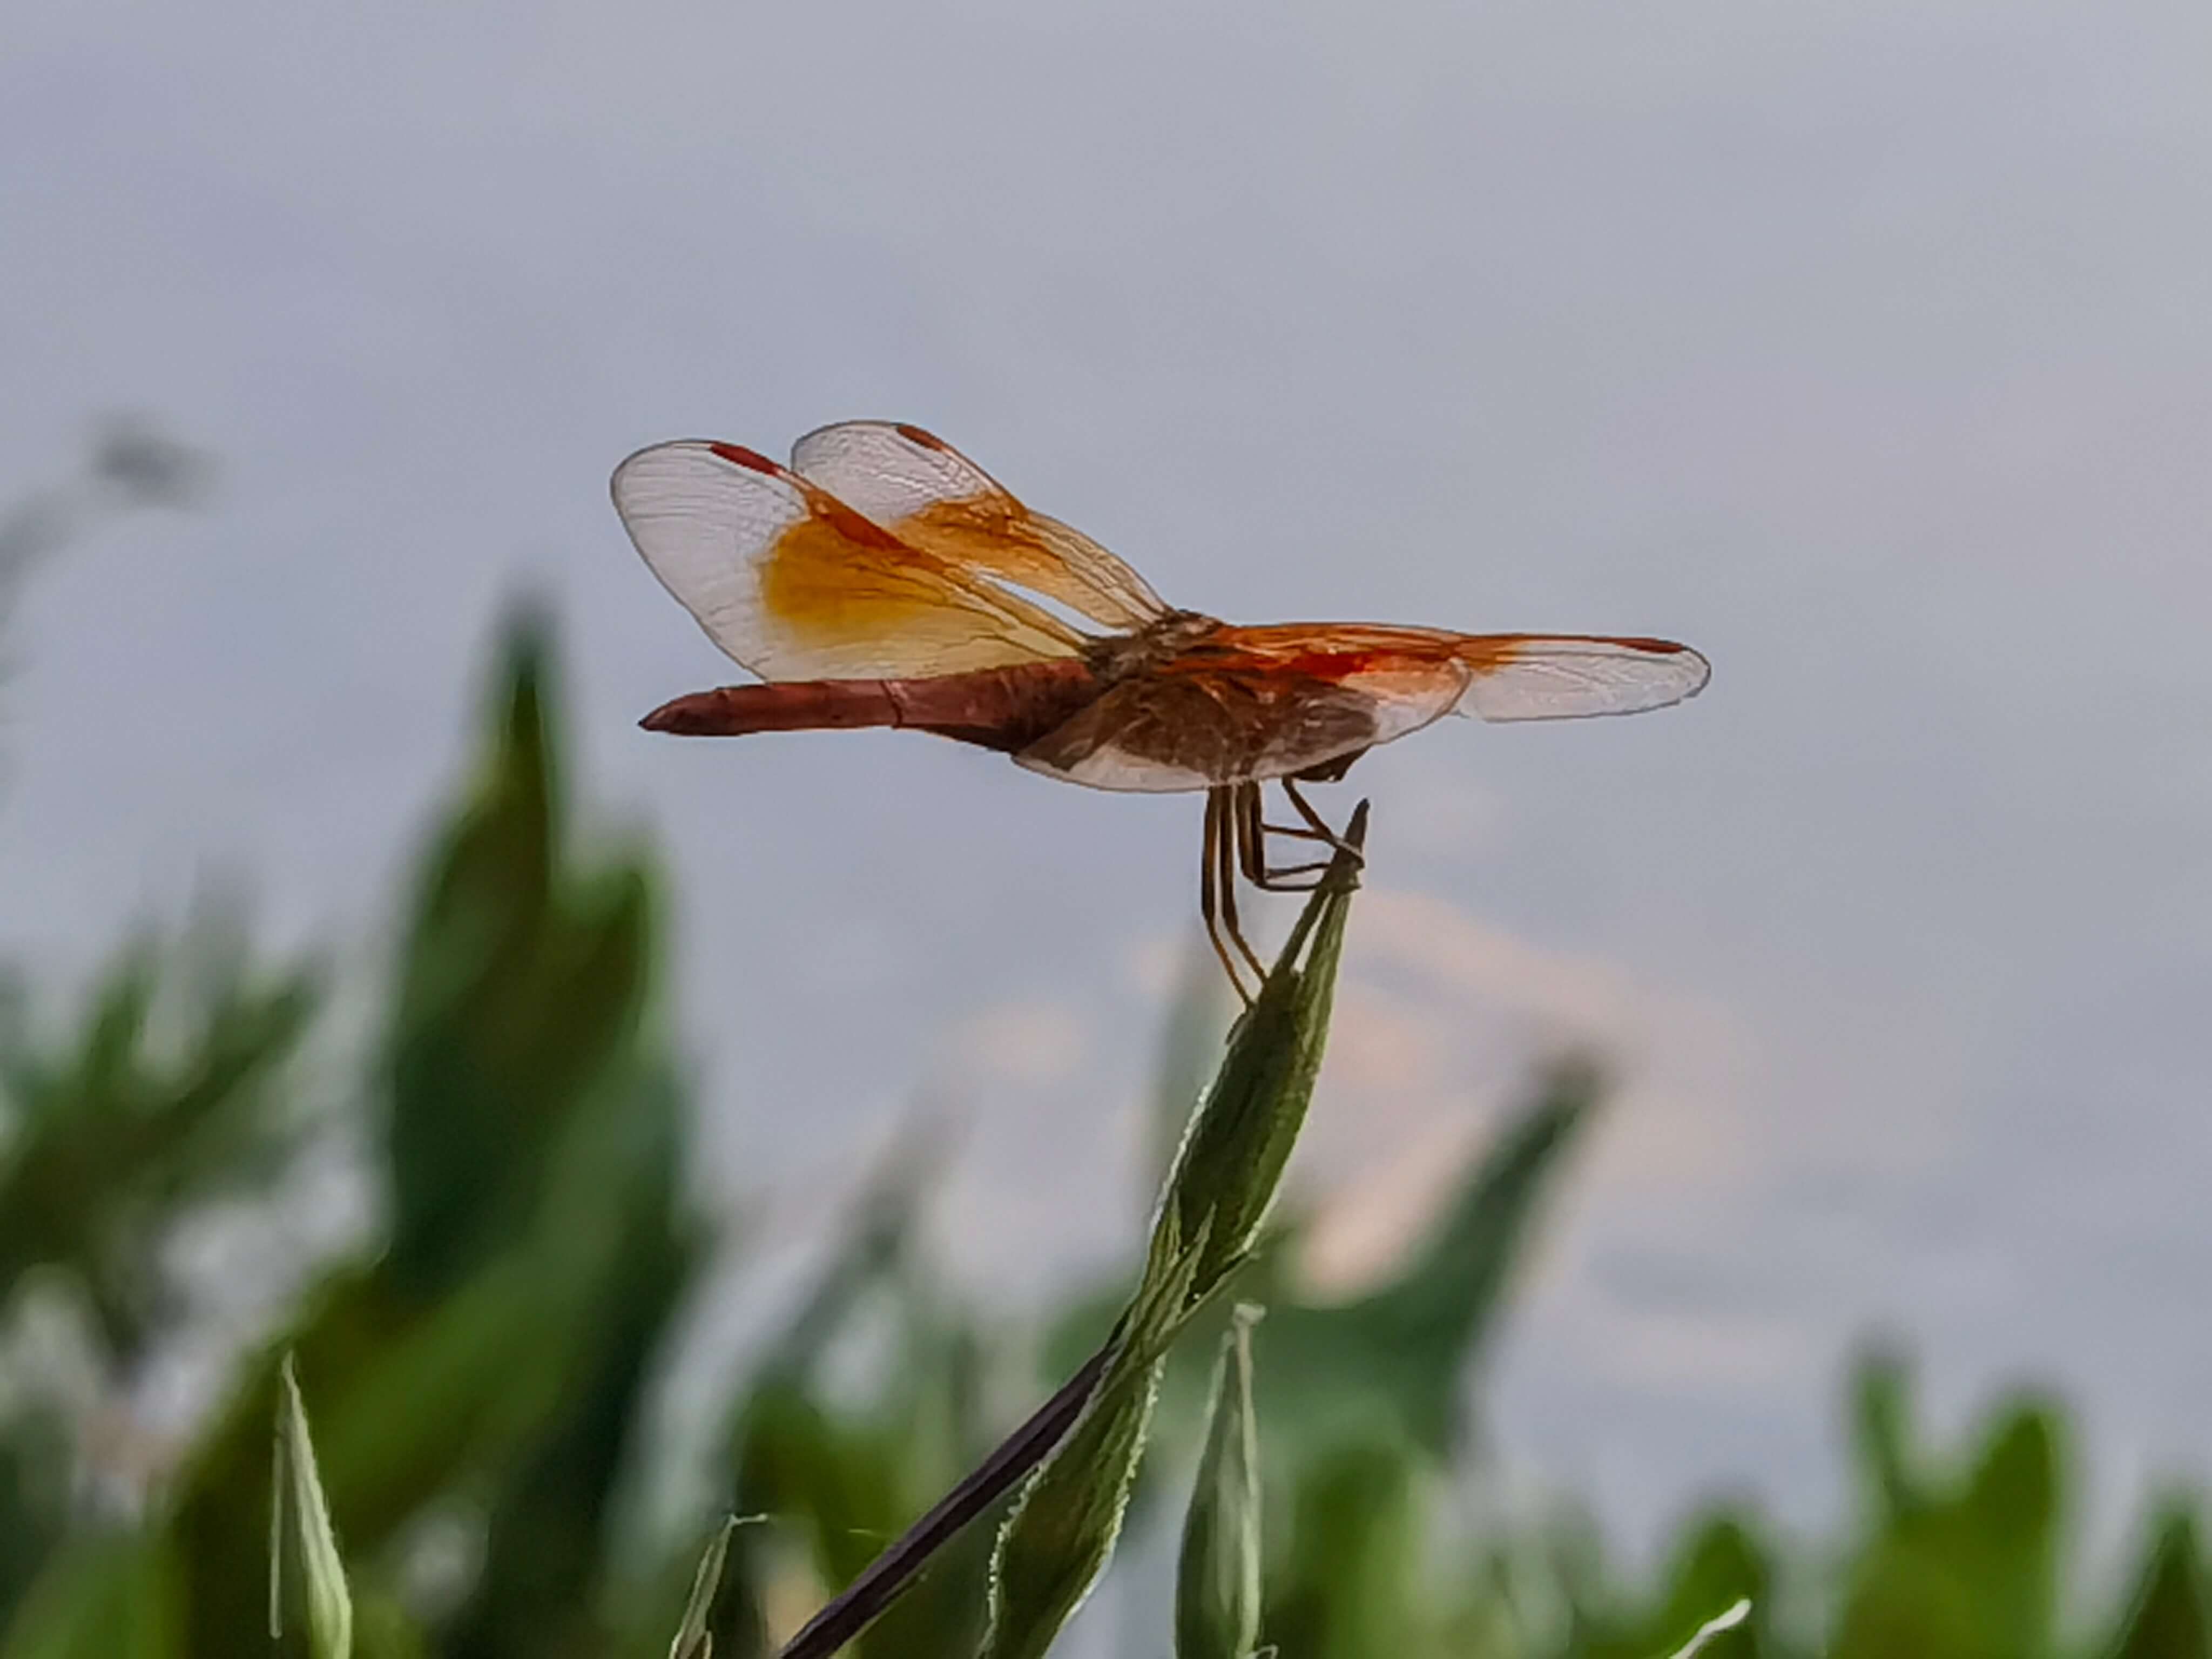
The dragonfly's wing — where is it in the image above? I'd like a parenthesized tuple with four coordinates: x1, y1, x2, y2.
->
(612, 440, 1085, 680)
(1452, 634, 1711, 720)
(789, 421, 1169, 631)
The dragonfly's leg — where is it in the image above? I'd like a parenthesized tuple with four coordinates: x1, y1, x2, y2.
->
(1280, 778, 1366, 864)
(1239, 783, 1329, 892)
(1232, 783, 1265, 884)
(1201, 789, 1256, 1006)
(1258, 788, 1338, 845)
(1215, 790, 1267, 984)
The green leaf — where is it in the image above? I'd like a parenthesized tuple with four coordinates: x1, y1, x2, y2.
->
(1263, 1434, 1426, 1659)
(1852, 1346, 1918, 1519)
(383, 609, 657, 1299)
(1177, 1306, 1264, 1659)
(442, 1073, 702, 1659)
(1586, 1510, 1772, 1659)
(349, 1596, 429, 1659)
(0, 921, 319, 1358)
(1831, 1367, 2065, 1659)
(0, 1535, 181, 1659)
(272, 1354, 352, 1659)
(0, 1401, 71, 1621)
(669, 1517, 740, 1659)
(2101, 1507, 2210, 1659)
(1664, 1599, 1751, 1659)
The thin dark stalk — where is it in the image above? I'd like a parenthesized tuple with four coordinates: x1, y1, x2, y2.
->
(771, 1336, 1117, 1659)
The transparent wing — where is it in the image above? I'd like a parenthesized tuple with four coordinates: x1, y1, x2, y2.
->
(1453, 635, 1711, 720)
(611, 440, 1085, 680)
(789, 421, 1169, 631)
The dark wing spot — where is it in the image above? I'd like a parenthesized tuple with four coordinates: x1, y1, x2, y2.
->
(708, 442, 783, 475)
(893, 422, 952, 452)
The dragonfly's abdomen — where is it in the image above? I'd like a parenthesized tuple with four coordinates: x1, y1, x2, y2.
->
(639, 659, 1106, 755)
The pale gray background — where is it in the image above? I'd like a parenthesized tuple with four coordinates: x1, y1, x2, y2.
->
(5, 0, 2209, 1565)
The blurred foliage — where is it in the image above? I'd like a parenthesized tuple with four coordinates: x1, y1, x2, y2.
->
(0, 923, 320, 1361)
(0, 599, 2204, 1659)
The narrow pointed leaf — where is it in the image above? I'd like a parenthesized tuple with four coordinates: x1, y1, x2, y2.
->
(1664, 1600, 1750, 1659)
(1266, 1435, 1425, 1659)
(2102, 1508, 2209, 1659)
(273, 1355, 353, 1659)
(1851, 1347, 1918, 1518)
(0, 1535, 183, 1658)
(669, 1517, 741, 1659)
(1832, 1381, 2064, 1656)
(1177, 1306, 1264, 1659)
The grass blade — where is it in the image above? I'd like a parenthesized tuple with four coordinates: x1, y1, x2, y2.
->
(2102, 1507, 2210, 1657)
(272, 1354, 353, 1659)
(1176, 1306, 1264, 1659)
(668, 1516, 740, 1659)
(1663, 1598, 1750, 1658)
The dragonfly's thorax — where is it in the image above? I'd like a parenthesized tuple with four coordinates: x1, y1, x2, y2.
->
(1083, 609, 1224, 684)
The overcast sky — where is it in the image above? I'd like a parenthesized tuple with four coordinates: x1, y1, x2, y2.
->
(6, 0, 2210, 1562)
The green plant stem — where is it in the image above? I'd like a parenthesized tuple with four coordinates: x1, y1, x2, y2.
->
(772, 1337, 1115, 1659)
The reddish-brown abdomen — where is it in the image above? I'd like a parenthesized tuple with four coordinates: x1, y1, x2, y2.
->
(640, 658, 1104, 753)
(889, 659, 1101, 751)
(640, 679, 901, 736)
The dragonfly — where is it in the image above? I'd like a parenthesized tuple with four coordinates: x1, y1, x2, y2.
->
(612, 422, 1709, 1001)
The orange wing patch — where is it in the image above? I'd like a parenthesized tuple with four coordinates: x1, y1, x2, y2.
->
(789, 421, 1168, 631)
(611, 440, 1085, 681)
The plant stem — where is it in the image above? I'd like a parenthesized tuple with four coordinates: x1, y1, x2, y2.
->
(773, 1338, 1116, 1659)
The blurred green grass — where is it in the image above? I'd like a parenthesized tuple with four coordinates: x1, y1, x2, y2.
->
(0, 608, 2203, 1658)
